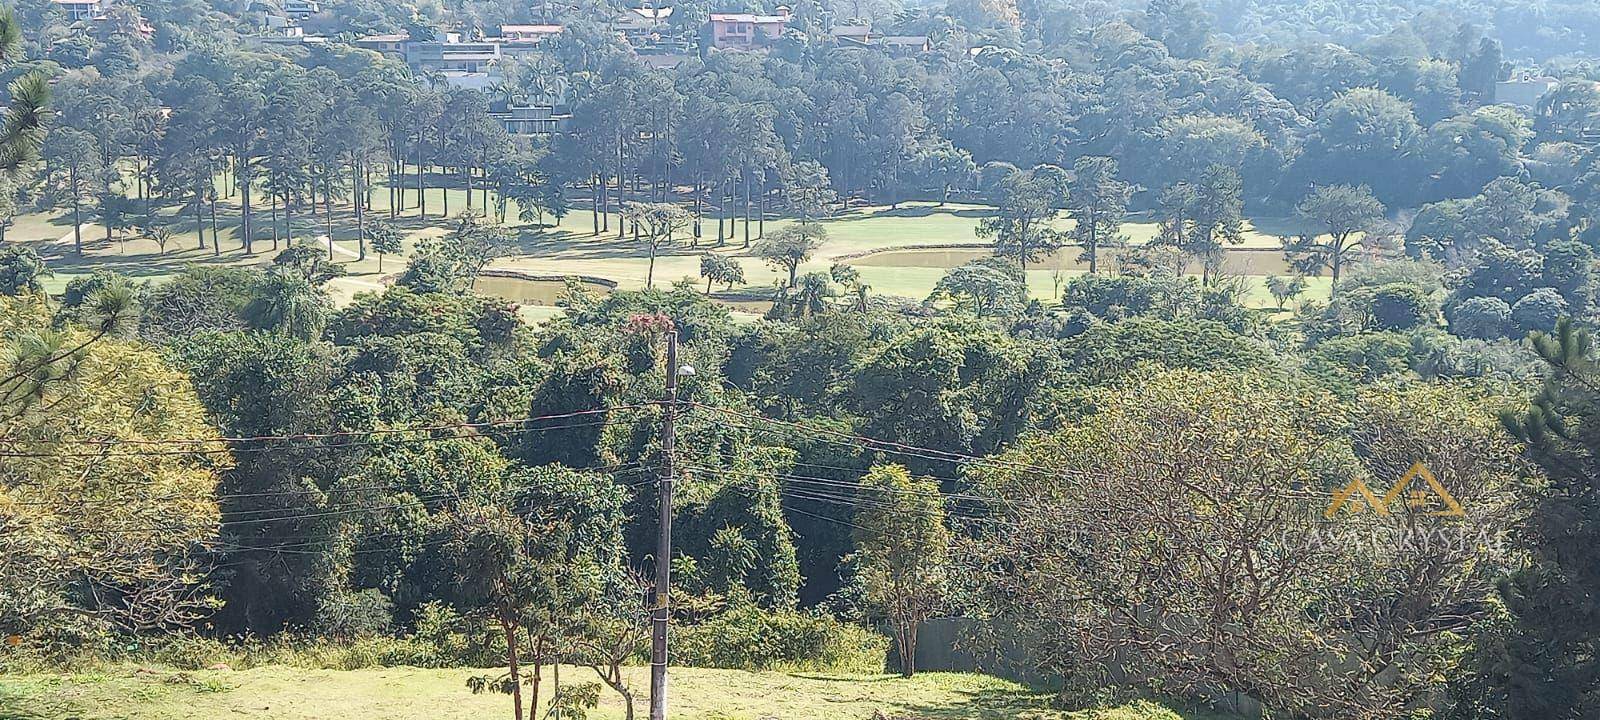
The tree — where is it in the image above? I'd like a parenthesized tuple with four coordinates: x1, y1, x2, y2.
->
(622, 201, 690, 289)
(244, 271, 330, 341)
(1265, 274, 1308, 310)
(0, 169, 20, 243)
(977, 162, 1066, 273)
(1142, 0, 1212, 57)
(143, 221, 175, 256)
(754, 223, 826, 288)
(43, 126, 98, 256)
(1065, 157, 1132, 275)
(1512, 288, 1568, 337)
(1298, 89, 1421, 204)
(916, 140, 977, 206)
(453, 465, 628, 720)
(574, 577, 649, 720)
(399, 213, 512, 293)
(699, 254, 744, 294)
(0, 245, 48, 295)
(1285, 185, 1387, 298)
(970, 369, 1523, 715)
(451, 502, 539, 720)
(0, 9, 50, 173)
(1468, 321, 1600, 716)
(366, 219, 403, 273)
(784, 160, 836, 222)
(1156, 166, 1246, 285)
(2, 294, 220, 639)
(272, 245, 347, 287)
(787, 271, 838, 319)
(851, 464, 949, 678)
(1449, 296, 1512, 340)
(928, 258, 1027, 318)
(830, 262, 870, 312)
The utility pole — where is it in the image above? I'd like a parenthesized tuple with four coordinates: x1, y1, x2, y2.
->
(649, 330, 679, 720)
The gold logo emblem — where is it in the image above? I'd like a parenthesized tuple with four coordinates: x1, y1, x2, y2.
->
(1324, 462, 1465, 519)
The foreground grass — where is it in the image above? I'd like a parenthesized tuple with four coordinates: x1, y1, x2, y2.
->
(0, 664, 1235, 720)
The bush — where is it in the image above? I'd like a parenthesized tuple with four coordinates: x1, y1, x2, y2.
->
(1367, 283, 1433, 331)
(1511, 288, 1568, 336)
(1059, 273, 1199, 320)
(149, 633, 244, 670)
(1449, 296, 1512, 340)
(1306, 332, 1414, 385)
(674, 606, 888, 673)
(311, 589, 394, 640)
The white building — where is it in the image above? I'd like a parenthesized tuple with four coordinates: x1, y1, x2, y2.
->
(52, 0, 100, 21)
(1495, 75, 1559, 108)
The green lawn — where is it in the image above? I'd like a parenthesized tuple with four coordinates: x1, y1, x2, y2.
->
(11, 177, 1328, 314)
(0, 664, 1236, 720)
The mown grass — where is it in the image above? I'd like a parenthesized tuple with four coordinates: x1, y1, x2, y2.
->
(0, 664, 1238, 720)
(12, 180, 1324, 314)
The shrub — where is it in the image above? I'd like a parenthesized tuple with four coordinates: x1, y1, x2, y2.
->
(1059, 273, 1199, 320)
(1306, 332, 1414, 384)
(149, 633, 244, 670)
(311, 589, 394, 640)
(1367, 283, 1433, 331)
(1511, 288, 1568, 336)
(674, 606, 888, 673)
(1449, 296, 1512, 340)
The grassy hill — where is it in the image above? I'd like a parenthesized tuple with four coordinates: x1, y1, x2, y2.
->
(0, 664, 1238, 720)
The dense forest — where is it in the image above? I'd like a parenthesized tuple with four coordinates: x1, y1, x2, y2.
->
(5, 0, 1600, 718)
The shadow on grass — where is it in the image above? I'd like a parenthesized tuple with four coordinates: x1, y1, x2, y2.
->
(893, 685, 1059, 719)
(899, 689, 1238, 720)
(785, 673, 898, 683)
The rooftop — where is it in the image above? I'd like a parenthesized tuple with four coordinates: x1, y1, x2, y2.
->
(709, 13, 788, 23)
(500, 24, 563, 33)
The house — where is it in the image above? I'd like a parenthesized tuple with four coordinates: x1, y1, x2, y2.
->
(281, 0, 319, 18)
(615, 6, 675, 47)
(353, 33, 407, 54)
(435, 70, 494, 91)
(260, 19, 306, 43)
(498, 24, 562, 43)
(828, 24, 928, 56)
(829, 24, 871, 45)
(52, 0, 100, 22)
(637, 52, 689, 69)
(1495, 74, 1559, 108)
(881, 35, 929, 56)
(495, 25, 563, 59)
(403, 36, 502, 74)
(494, 103, 567, 136)
(81, 6, 155, 41)
(706, 6, 789, 50)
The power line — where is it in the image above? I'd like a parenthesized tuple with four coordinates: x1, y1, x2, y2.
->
(5, 460, 654, 508)
(688, 410, 1337, 505)
(8, 405, 650, 448)
(1, 409, 636, 460)
(49, 469, 662, 536)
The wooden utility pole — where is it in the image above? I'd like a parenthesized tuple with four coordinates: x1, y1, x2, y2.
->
(649, 330, 679, 720)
